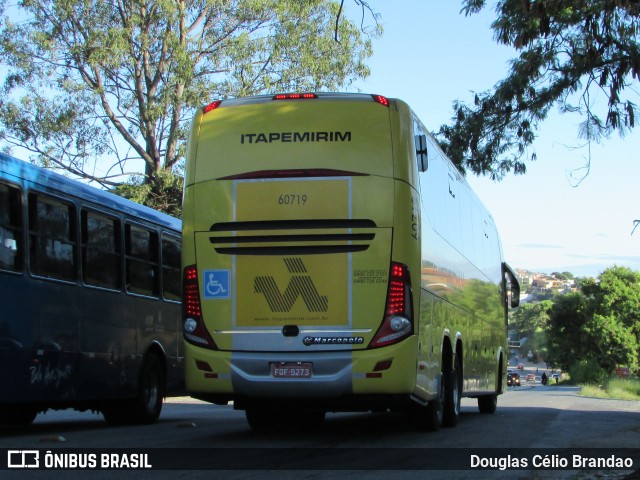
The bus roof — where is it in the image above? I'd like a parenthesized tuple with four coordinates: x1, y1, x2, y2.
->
(0, 153, 181, 232)
(201, 92, 391, 111)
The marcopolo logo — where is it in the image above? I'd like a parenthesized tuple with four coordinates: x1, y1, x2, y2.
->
(303, 336, 364, 346)
(254, 258, 328, 313)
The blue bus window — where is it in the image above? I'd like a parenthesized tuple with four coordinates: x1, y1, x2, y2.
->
(28, 193, 76, 281)
(162, 236, 181, 301)
(82, 210, 121, 289)
(0, 182, 23, 272)
(125, 224, 159, 297)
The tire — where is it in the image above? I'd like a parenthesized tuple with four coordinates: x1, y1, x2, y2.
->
(246, 409, 278, 431)
(478, 394, 497, 414)
(246, 409, 325, 431)
(103, 354, 165, 426)
(413, 374, 444, 432)
(0, 406, 37, 427)
(443, 353, 462, 427)
(133, 354, 165, 424)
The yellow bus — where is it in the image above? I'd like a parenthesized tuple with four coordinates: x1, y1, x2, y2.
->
(181, 93, 520, 431)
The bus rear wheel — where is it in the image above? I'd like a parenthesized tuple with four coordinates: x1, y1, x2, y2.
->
(132, 353, 165, 424)
(478, 394, 497, 414)
(412, 374, 444, 432)
(443, 353, 462, 427)
(103, 354, 165, 425)
(0, 406, 37, 427)
(246, 409, 325, 431)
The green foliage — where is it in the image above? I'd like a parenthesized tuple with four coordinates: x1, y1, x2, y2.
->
(605, 378, 640, 399)
(551, 271, 574, 281)
(111, 169, 184, 217)
(580, 378, 640, 400)
(546, 266, 640, 375)
(569, 358, 609, 385)
(0, 0, 378, 211)
(592, 266, 640, 334)
(547, 292, 591, 371)
(510, 300, 552, 339)
(437, 1, 640, 178)
(583, 314, 639, 371)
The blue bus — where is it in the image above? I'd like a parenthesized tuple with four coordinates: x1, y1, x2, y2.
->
(0, 154, 183, 426)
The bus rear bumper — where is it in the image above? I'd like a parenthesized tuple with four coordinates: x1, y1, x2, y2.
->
(185, 338, 418, 406)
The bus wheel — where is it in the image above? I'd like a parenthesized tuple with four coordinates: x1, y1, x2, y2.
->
(133, 353, 165, 424)
(246, 409, 325, 431)
(285, 410, 325, 430)
(443, 354, 462, 427)
(105, 354, 165, 426)
(478, 394, 497, 414)
(245, 409, 279, 431)
(0, 406, 37, 427)
(413, 375, 444, 432)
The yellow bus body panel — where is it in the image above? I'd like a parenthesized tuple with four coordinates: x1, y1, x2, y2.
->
(182, 94, 510, 408)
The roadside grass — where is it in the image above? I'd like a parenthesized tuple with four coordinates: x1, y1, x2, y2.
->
(578, 378, 640, 401)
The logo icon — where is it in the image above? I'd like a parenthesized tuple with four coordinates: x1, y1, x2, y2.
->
(8, 450, 40, 468)
(254, 258, 328, 312)
(203, 270, 230, 299)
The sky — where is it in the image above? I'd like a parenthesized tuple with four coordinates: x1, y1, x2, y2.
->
(348, 1, 640, 278)
(2, 2, 638, 278)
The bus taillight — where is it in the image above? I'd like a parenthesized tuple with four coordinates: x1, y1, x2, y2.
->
(202, 100, 222, 114)
(182, 265, 218, 349)
(371, 94, 390, 107)
(273, 93, 317, 100)
(369, 262, 413, 349)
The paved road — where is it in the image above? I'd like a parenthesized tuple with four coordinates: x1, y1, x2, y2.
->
(1, 379, 639, 480)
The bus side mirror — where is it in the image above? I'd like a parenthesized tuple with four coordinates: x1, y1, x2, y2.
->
(415, 134, 428, 172)
(502, 262, 520, 308)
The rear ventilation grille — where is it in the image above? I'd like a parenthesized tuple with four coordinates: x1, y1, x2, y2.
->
(209, 219, 377, 255)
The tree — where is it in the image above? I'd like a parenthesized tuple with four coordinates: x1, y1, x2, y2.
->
(510, 300, 552, 341)
(0, 0, 378, 212)
(592, 265, 640, 335)
(546, 266, 640, 375)
(546, 292, 590, 372)
(582, 313, 638, 372)
(437, 1, 640, 179)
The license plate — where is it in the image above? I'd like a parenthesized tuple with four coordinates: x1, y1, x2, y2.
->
(271, 362, 312, 378)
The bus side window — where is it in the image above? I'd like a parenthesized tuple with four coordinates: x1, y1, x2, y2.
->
(161, 235, 181, 301)
(28, 193, 77, 281)
(0, 182, 23, 272)
(82, 210, 121, 290)
(125, 224, 159, 297)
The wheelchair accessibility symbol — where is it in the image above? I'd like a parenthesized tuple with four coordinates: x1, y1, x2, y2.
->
(203, 270, 230, 299)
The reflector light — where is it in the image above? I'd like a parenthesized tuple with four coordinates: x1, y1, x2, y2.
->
(373, 360, 393, 372)
(273, 93, 317, 100)
(372, 95, 390, 107)
(195, 360, 213, 372)
(202, 100, 222, 114)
